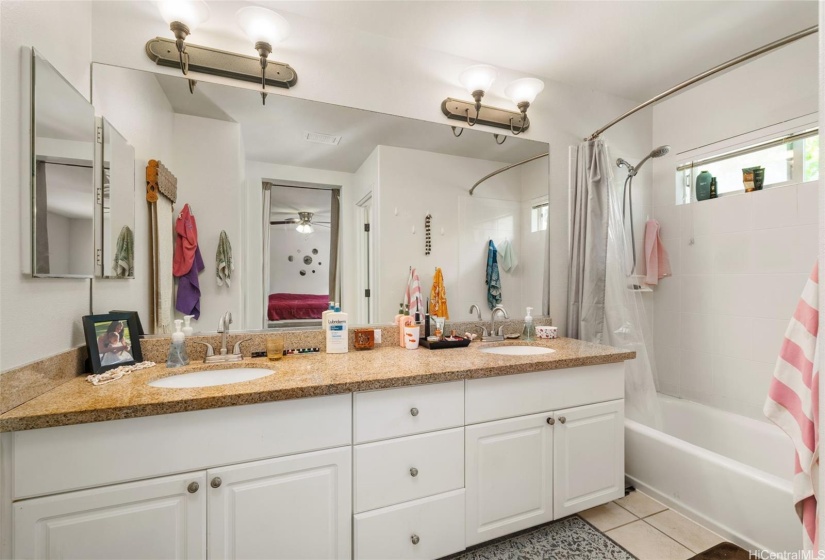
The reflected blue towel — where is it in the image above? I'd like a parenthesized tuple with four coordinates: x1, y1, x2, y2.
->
(486, 240, 502, 309)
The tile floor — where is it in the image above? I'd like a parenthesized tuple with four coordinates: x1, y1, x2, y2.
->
(580, 490, 727, 560)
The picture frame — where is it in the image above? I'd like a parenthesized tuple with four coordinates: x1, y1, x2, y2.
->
(82, 312, 144, 374)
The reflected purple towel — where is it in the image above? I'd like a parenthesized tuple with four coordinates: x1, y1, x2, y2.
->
(176, 246, 204, 319)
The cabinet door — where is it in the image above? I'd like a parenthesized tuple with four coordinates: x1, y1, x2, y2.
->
(465, 412, 553, 547)
(13, 472, 206, 560)
(208, 446, 352, 560)
(553, 399, 624, 518)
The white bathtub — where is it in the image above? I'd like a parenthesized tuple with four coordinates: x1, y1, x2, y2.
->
(625, 394, 801, 553)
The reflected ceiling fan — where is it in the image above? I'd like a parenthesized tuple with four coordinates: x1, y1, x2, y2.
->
(270, 211, 330, 233)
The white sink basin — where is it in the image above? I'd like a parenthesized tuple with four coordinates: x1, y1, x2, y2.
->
(149, 368, 275, 389)
(481, 346, 556, 356)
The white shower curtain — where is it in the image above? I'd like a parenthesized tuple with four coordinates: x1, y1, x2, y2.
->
(567, 139, 661, 428)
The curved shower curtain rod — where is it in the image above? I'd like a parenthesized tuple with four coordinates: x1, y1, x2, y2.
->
(469, 25, 818, 195)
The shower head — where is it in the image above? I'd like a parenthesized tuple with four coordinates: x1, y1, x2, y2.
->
(620, 145, 671, 177)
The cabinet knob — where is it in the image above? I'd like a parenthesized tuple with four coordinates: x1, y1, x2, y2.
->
(410, 407, 419, 417)
(211, 477, 222, 488)
(187, 482, 199, 494)
(410, 535, 420, 545)
(559, 416, 566, 424)
(546, 417, 555, 425)
(410, 467, 419, 477)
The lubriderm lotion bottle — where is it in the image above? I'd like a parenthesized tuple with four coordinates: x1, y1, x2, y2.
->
(325, 305, 349, 353)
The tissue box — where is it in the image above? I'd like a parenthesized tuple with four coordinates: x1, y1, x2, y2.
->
(536, 326, 558, 339)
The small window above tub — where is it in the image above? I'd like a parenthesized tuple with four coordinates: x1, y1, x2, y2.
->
(676, 128, 818, 203)
(531, 202, 548, 232)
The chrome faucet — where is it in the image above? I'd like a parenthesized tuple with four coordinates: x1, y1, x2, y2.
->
(192, 312, 251, 363)
(469, 304, 490, 337)
(484, 305, 509, 342)
(218, 312, 232, 356)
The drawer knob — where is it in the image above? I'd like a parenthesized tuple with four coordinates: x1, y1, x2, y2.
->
(211, 477, 222, 488)
(411, 535, 420, 545)
(559, 416, 567, 424)
(187, 482, 199, 494)
(410, 467, 419, 477)
(410, 407, 419, 417)
(546, 417, 555, 425)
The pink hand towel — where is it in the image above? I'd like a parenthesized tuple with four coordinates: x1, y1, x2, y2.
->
(764, 262, 819, 551)
(643, 219, 671, 286)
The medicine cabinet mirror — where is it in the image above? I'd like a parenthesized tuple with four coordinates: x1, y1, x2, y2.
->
(31, 50, 96, 278)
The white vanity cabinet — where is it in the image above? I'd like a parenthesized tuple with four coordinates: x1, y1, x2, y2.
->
(8, 394, 353, 560)
(464, 363, 625, 547)
(14, 471, 207, 560)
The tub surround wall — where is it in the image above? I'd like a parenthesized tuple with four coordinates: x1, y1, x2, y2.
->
(650, 35, 819, 421)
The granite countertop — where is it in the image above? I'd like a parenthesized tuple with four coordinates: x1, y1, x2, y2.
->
(0, 338, 634, 432)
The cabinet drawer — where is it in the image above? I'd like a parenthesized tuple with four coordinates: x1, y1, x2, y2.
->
(354, 428, 463, 513)
(354, 489, 465, 560)
(354, 381, 464, 443)
(465, 363, 624, 424)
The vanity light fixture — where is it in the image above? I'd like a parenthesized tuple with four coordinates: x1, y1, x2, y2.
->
(443, 66, 544, 137)
(236, 6, 292, 105)
(146, 4, 297, 100)
(156, 0, 210, 76)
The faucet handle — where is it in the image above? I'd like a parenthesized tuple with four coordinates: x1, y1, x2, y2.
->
(232, 337, 252, 356)
(191, 340, 214, 357)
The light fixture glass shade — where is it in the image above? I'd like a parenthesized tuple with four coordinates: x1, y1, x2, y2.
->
(458, 65, 497, 94)
(236, 6, 292, 46)
(296, 223, 314, 234)
(157, 0, 210, 31)
(504, 78, 545, 106)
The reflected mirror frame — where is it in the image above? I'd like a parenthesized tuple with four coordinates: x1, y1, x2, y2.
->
(30, 49, 96, 279)
(96, 117, 136, 279)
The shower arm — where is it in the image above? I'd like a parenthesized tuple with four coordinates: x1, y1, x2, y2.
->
(587, 25, 817, 141)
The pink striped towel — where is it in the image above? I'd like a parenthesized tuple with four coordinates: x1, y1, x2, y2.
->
(403, 267, 424, 319)
(643, 219, 671, 286)
(764, 262, 820, 551)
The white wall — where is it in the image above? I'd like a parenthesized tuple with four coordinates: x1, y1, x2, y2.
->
(269, 227, 331, 295)
(172, 114, 245, 332)
(91, 63, 175, 327)
(0, 1, 93, 370)
(650, 36, 819, 421)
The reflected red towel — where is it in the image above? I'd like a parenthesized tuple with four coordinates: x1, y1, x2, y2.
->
(173, 204, 198, 277)
(643, 219, 671, 286)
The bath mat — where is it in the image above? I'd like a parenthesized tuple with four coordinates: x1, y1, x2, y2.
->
(689, 542, 750, 560)
(442, 515, 636, 560)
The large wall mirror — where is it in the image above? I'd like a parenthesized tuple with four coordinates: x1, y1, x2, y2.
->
(91, 63, 550, 333)
(31, 50, 96, 278)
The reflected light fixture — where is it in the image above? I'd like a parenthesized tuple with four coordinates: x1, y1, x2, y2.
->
(156, 0, 210, 76)
(296, 212, 314, 234)
(443, 65, 544, 138)
(236, 6, 292, 105)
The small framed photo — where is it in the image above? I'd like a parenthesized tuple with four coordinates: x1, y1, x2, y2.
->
(82, 313, 144, 374)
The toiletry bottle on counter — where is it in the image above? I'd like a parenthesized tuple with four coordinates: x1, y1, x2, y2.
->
(321, 301, 335, 333)
(182, 315, 194, 337)
(522, 307, 535, 342)
(325, 306, 349, 354)
(166, 319, 190, 368)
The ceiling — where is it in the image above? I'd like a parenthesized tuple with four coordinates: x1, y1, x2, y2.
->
(154, 72, 548, 173)
(269, 185, 332, 223)
(262, 1, 818, 102)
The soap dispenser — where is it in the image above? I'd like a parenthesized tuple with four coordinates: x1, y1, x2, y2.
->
(182, 315, 194, 337)
(166, 319, 190, 368)
(522, 307, 535, 342)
